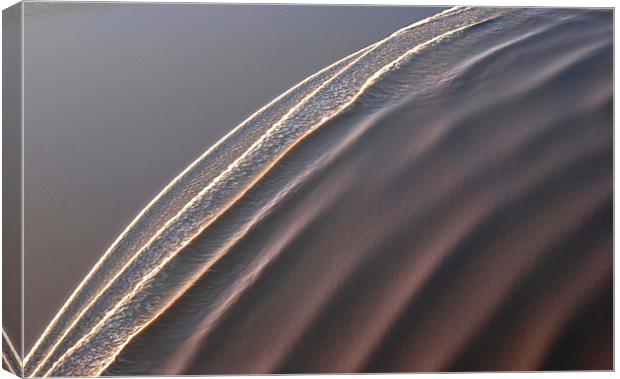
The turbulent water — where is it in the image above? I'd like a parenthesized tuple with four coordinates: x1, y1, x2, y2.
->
(11, 6, 612, 376)
(2, 331, 20, 376)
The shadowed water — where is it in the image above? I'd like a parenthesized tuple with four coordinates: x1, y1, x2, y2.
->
(14, 5, 612, 376)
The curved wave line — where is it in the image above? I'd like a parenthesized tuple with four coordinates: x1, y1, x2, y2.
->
(153, 100, 411, 375)
(43, 15, 493, 377)
(2, 356, 15, 375)
(27, 25, 381, 379)
(442, 201, 612, 371)
(25, 13, 463, 369)
(24, 46, 368, 375)
(30, 44, 370, 379)
(393, 6, 466, 35)
(24, 32, 386, 377)
(528, 262, 612, 369)
(2, 330, 21, 375)
(273, 98, 612, 372)
(156, 33, 600, 372)
(27, 7, 466, 373)
(359, 146, 611, 372)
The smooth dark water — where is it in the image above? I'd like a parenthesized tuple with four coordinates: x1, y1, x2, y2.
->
(19, 5, 612, 376)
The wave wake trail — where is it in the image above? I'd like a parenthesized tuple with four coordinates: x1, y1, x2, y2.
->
(24, 44, 369, 377)
(109, 8, 611, 374)
(25, 13, 466, 370)
(32, 7, 505, 377)
(2, 330, 21, 376)
(26, 8, 467, 375)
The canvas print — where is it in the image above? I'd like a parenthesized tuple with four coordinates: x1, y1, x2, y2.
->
(2, 2, 613, 376)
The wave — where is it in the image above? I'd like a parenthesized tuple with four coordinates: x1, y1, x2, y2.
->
(19, 6, 612, 376)
(25, 6, 485, 376)
(2, 330, 21, 376)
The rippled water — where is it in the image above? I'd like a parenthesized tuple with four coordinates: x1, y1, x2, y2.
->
(20, 2, 443, 354)
(13, 5, 612, 376)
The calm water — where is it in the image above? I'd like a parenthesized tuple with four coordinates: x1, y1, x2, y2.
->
(18, 5, 612, 375)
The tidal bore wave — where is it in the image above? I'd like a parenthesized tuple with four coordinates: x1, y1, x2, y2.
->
(15, 6, 612, 376)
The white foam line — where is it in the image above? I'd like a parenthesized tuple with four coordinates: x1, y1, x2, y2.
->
(3, 356, 15, 375)
(45, 16, 490, 378)
(25, 27, 372, 376)
(33, 7, 466, 376)
(27, 54, 369, 378)
(2, 329, 21, 374)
